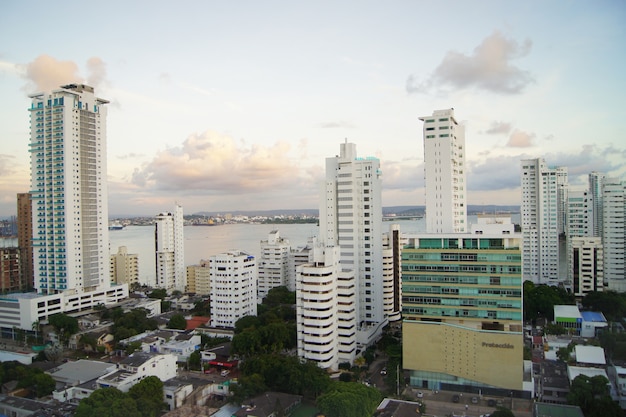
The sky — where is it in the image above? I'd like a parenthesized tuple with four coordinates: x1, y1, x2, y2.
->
(1, 1, 625, 217)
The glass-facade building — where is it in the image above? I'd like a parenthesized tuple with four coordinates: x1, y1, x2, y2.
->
(402, 234, 524, 392)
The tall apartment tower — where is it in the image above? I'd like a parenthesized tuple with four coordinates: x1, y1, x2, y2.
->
(110, 246, 139, 287)
(155, 204, 185, 292)
(566, 189, 593, 238)
(319, 141, 385, 346)
(29, 84, 111, 295)
(521, 158, 568, 284)
(17, 192, 33, 290)
(296, 243, 356, 369)
(603, 178, 626, 291)
(589, 172, 606, 237)
(419, 109, 467, 234)
(209, 251, 257, 328)
(382, 224, 403, 323)
(257, 230, 291, 300)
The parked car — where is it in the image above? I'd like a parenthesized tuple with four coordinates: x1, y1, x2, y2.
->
(452, 394, 460, 403)
(220, 370, 230, 377)
(417, 391, 424, 398)
(380, 368, 387, 375)
(471, 396, 478, 404)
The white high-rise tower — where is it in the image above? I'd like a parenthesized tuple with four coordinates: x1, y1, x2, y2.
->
(603, 178, 626, 290)
(29, 84, 111, 294)
(521, 158, 567, 284)
(319, 141, 386, 347)
(419, 109, 467, 234)
(155, 204, 185, 292)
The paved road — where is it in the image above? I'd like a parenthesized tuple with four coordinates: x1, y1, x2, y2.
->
(403, 388, 533, 417)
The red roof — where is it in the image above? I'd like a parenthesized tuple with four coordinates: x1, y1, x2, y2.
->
(186, 316, 210, 330)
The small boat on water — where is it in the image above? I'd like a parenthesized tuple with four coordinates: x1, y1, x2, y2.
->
(109, 221, 125, 230)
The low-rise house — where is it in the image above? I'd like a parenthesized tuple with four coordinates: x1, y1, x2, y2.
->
(97, 352, 177, 392)
(161, 333, 201, 362)
(48, 359, 115, 402)
(233, 392, 302, 417)
(538, 361, 570, 404)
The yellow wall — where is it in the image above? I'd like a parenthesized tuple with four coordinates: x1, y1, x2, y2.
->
(403, 320, 523, 390)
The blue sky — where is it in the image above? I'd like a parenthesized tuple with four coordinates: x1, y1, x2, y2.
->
(1, 1, 625, 216)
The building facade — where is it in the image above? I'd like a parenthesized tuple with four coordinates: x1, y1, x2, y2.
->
(296, 243, 356, 369)
(17, 192, 33, 291)
(570, 237, 603, 297)
(603, 178, 626, 290)
(319, 141, 386, 347)
(589, 172, 606, 238)
(0, 247, 21, 293)
(110, 246, 139, 287)
(155, 204, 185, 292)
(186, 259, 210, 296)
(521, 158, 567, 284)
(419, 109, 467, 234)
(402, 233, 524, 391)
(257, 230, 291, 300)
(29, 84, 111, 295)
(209, 250, 257, 328)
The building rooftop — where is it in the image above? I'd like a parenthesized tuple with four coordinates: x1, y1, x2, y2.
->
(580, 311, 606, 323)
(574, 345, 606, 365)
(534, 402, 584, 417)
(47, 359, 114, 386)
(567, 365, 608, 382)
(554, 305, 582, 320)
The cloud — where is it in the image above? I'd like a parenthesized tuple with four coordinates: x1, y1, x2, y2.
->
(0, 154, 17, 176)
(21, 55, 108, 93)
(131, 130, 308, 193)
(116, 153, 145, 160)
(484, 121, 512, 135)
(407, 31, 533, 94)
(319, 121, 356, 129)
(468, 155, 524, 191)
(86, 57, 107, 88)
(506, 129, 535, 147)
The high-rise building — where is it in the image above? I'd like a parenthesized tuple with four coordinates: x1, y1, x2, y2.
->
(296, 242, 356, 369)
(0, 84, 127, 334)
(570, 237, 603, 297)
(110, 246, 139, 287)
(566, 189, 593, 238)
(589, 172, 606, 238)
(257, 230, 291, 300)
(29, 84, 111, 295)
(209, 250, 257, 328)
(382, 224, 403, 323)
(521, 158, 567, 284)
(319, 140, 386, 347)
(401, 231, 524, 391)
(419, 109, 467, 234)
(186, 260, 210, 296)
(155, 204, 185, 292)
(17, 192, 33, 290)
(602, 178, 626, 290)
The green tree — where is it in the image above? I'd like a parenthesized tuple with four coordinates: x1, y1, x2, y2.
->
(74, 387, 141, 417)
(490, 407, 515, 417)
(582, 291, 626, 322)
(567, 374, 620, 417)
(168, 313, 187, 330)
(128, 376, 166, 417)
(188, 350, 201, 370)
(48, 313, 79, 346)
(317, 382, 381, 417)
(523, 281, 574, 322)
(31, 372, 56, 397)
(148, 288, 167, 300)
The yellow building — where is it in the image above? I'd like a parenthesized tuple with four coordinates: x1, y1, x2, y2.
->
(402, 233, 524, 392)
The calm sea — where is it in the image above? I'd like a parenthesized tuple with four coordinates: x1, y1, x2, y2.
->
(109, 219, 427, 285)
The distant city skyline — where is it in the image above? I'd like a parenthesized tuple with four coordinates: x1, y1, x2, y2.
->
(1, 2, 625, 216)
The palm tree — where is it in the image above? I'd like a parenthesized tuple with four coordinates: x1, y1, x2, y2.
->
(32, 321, 41, 344)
